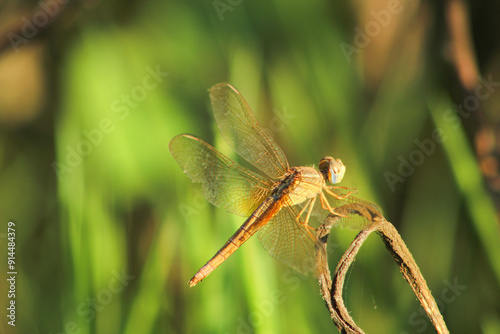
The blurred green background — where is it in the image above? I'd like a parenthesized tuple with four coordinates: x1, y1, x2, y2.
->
(1, 0, 500, 333)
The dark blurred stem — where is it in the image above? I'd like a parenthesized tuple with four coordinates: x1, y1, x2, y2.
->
(0, 0, 69, 55)
(445, 0, 478, 89)
(316, 204, 449, 334)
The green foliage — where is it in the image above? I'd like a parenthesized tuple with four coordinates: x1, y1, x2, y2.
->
(1, 1, 499, 334)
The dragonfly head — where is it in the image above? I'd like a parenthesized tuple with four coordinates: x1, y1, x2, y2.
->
(319, 156, 346, 184)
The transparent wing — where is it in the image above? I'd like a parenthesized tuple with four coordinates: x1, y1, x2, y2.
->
(169, 134, 273, 217)
(210, 83, 289, 180)
(304, 188, 382, 229)
(257, 199, 322, 275)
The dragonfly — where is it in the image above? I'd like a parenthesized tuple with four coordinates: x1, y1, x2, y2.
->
(169, 83, 358, 287)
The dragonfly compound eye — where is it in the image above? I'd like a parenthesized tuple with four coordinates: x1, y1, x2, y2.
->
(319, 156, 345, 184)
(329, 158, 346, 184)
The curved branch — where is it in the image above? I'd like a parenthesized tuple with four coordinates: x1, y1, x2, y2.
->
(316, 201, 449, 334)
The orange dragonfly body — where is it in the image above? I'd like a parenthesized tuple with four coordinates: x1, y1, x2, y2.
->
(169, 83, 351, 287)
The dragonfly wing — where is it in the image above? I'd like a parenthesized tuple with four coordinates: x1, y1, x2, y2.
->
(210, 83, 289, 180)
(257, 201, 322, 275)
(169, 134, 273, 217)
(330, 195, 382, 229)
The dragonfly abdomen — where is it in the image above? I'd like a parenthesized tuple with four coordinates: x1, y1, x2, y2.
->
(188, 196, 283, 287)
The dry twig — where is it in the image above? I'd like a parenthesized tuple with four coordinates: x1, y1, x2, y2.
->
(316, 201, 449, 334)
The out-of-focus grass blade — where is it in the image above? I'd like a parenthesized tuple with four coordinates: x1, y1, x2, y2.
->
(123, 215, 176, 334)
(429, 95, 500, 285)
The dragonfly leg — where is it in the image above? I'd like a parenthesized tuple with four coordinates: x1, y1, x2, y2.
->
(323, 185, 357, 200)
(304, 196, 316, 226)
(329, 185, 358, 192)
(320, 192, 349, 218)
(296, 199, 311, 220)
(296, 197, 316, 226)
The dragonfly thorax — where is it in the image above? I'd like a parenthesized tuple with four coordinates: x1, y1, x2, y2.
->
(271, 169, 300, 200)
(270, 167, 325, 206)
(319, 156, 346, 184)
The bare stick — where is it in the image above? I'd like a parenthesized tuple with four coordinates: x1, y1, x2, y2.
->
(316, 201, 449, 334)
